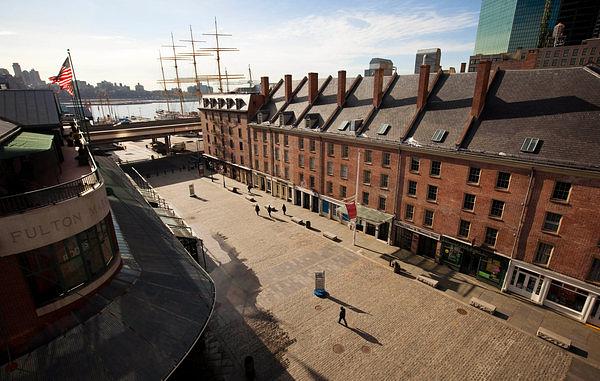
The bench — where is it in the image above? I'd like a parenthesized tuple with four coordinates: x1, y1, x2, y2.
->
(291, 217, 304, 225)
(323, 231, 338, 241)
(416, 275, 439, 289)
(536, 327, 572, 349)
(245, 196, 256, 202)
(469, 297, 497, 314)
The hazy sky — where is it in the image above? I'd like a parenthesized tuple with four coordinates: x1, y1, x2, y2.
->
(1, 0, 481, 90)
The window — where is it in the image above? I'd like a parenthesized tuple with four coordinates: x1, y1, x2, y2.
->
(284, 134, 289, 146)
(382, 152, 391, 167)
(274, 148, 280, 161)
(463, 194, 476, 211)
(263, 145, 268, 156)
(468, 167, 480, 183)
(240, 156, 244, 165)
(407, 180, 417, 196)
(378, 196, 386, 210)
(309, 157, 315, 171)
(309, 175, 315, 188)
(238, 129, 242, 138)
(570, 58, 576, 65)
(342, 145, 349, 158)
(264, 161, 269, 172)
(327, 143, 334, 156)
(262, 131, 267, 142)
(253, 130, 257, 140)
(546, 280, 588, 312)
(298, 137, 304, 150)
(563, 49, 569, 57)
(327, 161, 333, 176)
(542, 212, 562, 233)
(340, 164, 348, 179)
(496, 172, 511, 189)
(362, 192, 369, 205)
(430, 161, 441, 177)
(274, 132, 279, 144)
(299, 155, 305, 167)
(340, 185, 347, 198)
(572, 48, 578, 56)
(410, 157, 420, 172)
(310, 139, 316, 152)
(552, 181, 571, 201)
(255, 159, 259, 169)
(521, 137, 540, 153)
(490, 200, 505, 218)
(284, 150, 289, 163)
(588, 258, 600, 283)
(364, 150, 372, 163)
(458, 220, 470, 238)
(423, 210, 434, 227)
(363, 170, 371, 184)
(253, 144, 258, 156)
(284, 167, 289, 179)
(405, 204, 414, 220)
(431, 129, 446, 142)
(380, 174, 389, 188)
(484, 227, 498, 247)
(274, 165, 279, 176)
(545, 51, 551, 58)
(326, 181, 333, 194)
(239, 141, 244, 150)
(534, 242, 553, 266)
(427, 185, 438, 202)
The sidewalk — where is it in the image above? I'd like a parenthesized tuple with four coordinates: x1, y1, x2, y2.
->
(215, 173, 600, 373)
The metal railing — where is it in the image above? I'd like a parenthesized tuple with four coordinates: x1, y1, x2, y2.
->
(0, 167, 102, 217)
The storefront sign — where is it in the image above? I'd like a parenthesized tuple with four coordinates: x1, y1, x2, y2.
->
(395, 221, 440, 240)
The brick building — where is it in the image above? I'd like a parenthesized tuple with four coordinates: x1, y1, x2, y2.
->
(201, 64, 600, 325)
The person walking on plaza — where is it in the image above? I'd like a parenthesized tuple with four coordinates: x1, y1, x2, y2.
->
(282, 204, 287, 216)
(338, 306, 347, 326)
(267, 205, 272, 218)
(247, 184, 252, 194)
(255, 204, 260, 216)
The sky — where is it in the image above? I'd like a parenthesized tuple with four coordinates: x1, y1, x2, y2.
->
(1, 0, 482, 91)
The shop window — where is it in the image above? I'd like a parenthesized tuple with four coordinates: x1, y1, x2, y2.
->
(534, 242, 553, 266)
(340, 164, 348, 179)
(407, 180, 417, 196)
(496, 172, 511, 189)
(546, 280, 588, 312)
(309, 157, 316, 171)
(363, 170, 371, 184)
(427, 185, 438, 202)
(340, 185, 347, 198)
(458, 220, 470, 238)
(299, 138, 304, 150)
(382, 152, 391, 167)
(380, 174, 389, 188)
(477, 257, 507, 286)
(484, 227, 498, 247)
(327, 143, 335, 156)
(326, 181, 333, 194)
(327, 161, 333, 176)
(542, 212, 562, 233)
(364, 150, 372, 163)
(405, 204, 414, 220)
(489, 200, 505, 218)
(588, 258, 600, 283)
(463, 194, 476, 211)
(310, 139, 316, 152)
(362, 192, 369, 205)
(378, 196, 386, 211)
(468, 167, 481, 184)
(342, 145, 349, 159)
(410, 157, 420, 172)
(430, 161, 441, 177)
(423, 210, 434, 227)
(552, 181, 571, 201)
(299, 155, 305, 168)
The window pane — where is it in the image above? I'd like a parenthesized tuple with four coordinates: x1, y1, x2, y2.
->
(468, 167, 480, 183)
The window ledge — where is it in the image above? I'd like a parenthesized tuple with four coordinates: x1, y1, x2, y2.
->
(462, 209, 475, 214)
(407, 194, 417, 198)
(494, 187, 510, 192)
(541, 229, 560, 237)
(429, 174, 441, 179)
(426, 199, 438, 204)
(550, 198, 570, 205)
(488, 215, 503, 221)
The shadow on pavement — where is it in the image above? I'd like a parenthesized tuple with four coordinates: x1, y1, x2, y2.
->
(326, 295, 369, 314)
(493, 311, 510, 320)
(347, 327, 383, 346)
(569, 345, 589, 358)
(190, 195, 209, 202)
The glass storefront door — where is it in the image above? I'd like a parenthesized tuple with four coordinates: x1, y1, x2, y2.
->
(588, 299, 600, 327)
(509, 267, 542, 298)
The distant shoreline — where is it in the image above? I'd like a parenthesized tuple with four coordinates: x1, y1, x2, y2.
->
(61, 99, 201, 106)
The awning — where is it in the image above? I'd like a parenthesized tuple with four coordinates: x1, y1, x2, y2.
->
(0, 131, 54, 160)
(357, 204, 394, 225)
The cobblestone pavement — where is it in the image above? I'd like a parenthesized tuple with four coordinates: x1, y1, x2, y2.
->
(148, 171, 582, 380)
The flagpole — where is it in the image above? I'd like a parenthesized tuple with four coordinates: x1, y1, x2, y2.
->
(353, 150, 361, 246)
(67, 49, 90, 142)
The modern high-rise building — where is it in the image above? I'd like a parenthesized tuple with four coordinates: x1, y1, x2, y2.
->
(474, 0, 561, 55)
(414, 48, 441, 73)
(364, 58, 394, 76)
(556, 0, 600, 45)
(11, 63, 22, 78)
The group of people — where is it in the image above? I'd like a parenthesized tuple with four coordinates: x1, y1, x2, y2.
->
(254, 203, 286, 218)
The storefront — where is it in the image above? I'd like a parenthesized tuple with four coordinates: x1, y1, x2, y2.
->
(355, 205, 393, 242)
(504, 260, 600, 324)
(272, 179, 293, 201)
(393, 221, 440, 259)
(440, 236, 509, 288)
(320, 196, 345, 222)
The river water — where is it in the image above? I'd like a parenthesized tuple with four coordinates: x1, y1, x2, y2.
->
(90, 100, 201, 120)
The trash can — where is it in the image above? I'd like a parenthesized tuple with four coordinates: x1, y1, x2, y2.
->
(305, 220, 311, 229)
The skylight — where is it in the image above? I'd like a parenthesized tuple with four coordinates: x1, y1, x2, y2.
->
(521, 137, 540, 153)
(431, 129, 447, 142)
(377, 123, 391, 135)
(338, 121, 350, 131)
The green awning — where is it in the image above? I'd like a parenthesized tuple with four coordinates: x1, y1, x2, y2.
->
(357, 204, 394, 224)
(0, 131, 54, 160)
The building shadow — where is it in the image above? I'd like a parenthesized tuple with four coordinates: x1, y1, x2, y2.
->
(326, 295, 369, 314)
(347, 327, 382, 346)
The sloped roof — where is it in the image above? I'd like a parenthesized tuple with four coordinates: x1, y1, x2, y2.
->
(0, 90, 61, 128)
(326, 76, 381, 136)
(262, 79, 303, 121)
(463, 67, 600, 169)
(282, 78, 327, 126)
(0, 118, 19, 143)
(304, 77, 354, 130)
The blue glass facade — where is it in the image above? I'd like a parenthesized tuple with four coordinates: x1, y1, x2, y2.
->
(474, 0, 560, 55)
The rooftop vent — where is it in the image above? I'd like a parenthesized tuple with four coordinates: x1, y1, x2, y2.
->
(520, 137, 541, 153)
(431, 129, 447, 142)
(338, 121, 350, 131)
(377, 123, 391, 135)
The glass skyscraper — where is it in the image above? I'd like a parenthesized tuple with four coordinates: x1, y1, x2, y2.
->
(474, 0, 560, 55)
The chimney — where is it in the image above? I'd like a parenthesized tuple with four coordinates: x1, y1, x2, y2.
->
(372, 68, 383, 108)
(460, 62, 466, 73)
(416, 64, 430, 110)
(284, 74, 292, 102)
(308, 72, 318, 104)
(337, 70, 346, 107)
(470, 60, 492, 118)
(260, 76, 269, 98)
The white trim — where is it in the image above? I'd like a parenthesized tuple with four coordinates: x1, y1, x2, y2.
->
(396, 221, 440, 240)
(511, 259, 600, 295)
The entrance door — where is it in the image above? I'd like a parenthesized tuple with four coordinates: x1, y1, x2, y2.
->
(322, 200, 330, 216)
(365, 223, 376, 236)
(302, 193, 310, 209)
(588, 299, 600, 327)
(459, 251, 479, 276)
(294, 190, 302, 206)
(399, 229, 412, 250)
(260, 177, 266, 190)
(509, 267, 541, 298)
(417, 236, 437, 258)
(311, 195, 319, 213)
(377, 222, 389, 241)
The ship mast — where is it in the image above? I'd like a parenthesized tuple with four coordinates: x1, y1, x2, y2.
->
(158, 50, 171, 112)
(162, 33, 186, 114)
(180, 25, 209, 109)
(202, 17, 239, 93)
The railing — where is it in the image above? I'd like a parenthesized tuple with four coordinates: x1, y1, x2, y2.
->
(0, 168, 102, 216)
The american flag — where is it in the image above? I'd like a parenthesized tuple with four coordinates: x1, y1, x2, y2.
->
(49, 57, 74, 96)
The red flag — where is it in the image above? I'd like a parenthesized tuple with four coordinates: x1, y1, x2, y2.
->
(345, 201, 357, 220)
(49, 57, 74, 96)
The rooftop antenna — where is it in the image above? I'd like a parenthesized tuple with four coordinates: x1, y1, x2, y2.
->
(158, 50, 171, 112)
(248, 64, 253, 88)
(180, 25, 211, 107)
(161, 32, 187, 114)
(201, 17, 239, 93)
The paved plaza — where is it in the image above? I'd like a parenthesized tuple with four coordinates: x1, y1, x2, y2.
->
(145, 168, 600, 380)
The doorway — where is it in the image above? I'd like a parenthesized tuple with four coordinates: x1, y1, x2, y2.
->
(311, 195, 319, 213)
(588, 299, 600, 327)
(417, 235, 437, 258)
(294, 190, 301, 206)
(509, 267, 541, 298)
(377, 222, 389, 241)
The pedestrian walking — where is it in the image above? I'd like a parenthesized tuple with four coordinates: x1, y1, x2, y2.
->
(267, 205, 272, 218)
(338, 306, 347, 326)
(247, 184, 252, 194)
(282, 204, 287, 215)
(255, 204, 260, 216)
